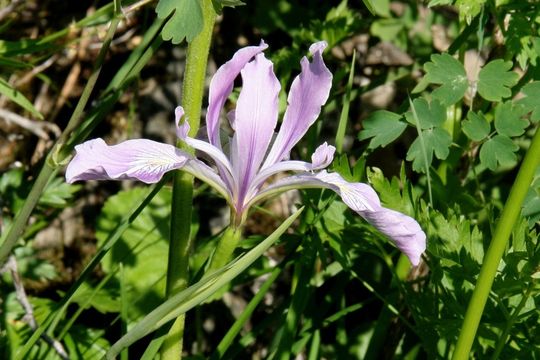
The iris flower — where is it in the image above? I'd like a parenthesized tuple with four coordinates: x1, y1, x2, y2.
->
(66, 41, 426, 265)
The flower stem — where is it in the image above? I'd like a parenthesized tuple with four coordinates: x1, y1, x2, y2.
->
(161, 1, 216, 359)
(452, 125, 540, 360)
(207, 226, 243, 273)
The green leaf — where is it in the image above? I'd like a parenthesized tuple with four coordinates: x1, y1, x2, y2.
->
(517, 81, 540, 123)
(358, 110, 407, 149)
(211, 0, 245, 13)
(477, 59, 519, 102)
(456, 0, 486, 24)
(106, 207, 304, 358)
(405, 98, 446, 129)
(0, 77, 43, 119)
(155, 0, 203, 44)
(96, 187, 172, 322)
(494, 102, 528, 137)
(70, 282, 120, 314)
(479, 135, 519, 170)
(421, 53, 469, 105)
(462, 111, 490, 142)
(39, 177, 80, 208)
(428, 0, 454, 6)
(63, 326, 110, 359)
(406, 127, 452, 173)
(361, 0, 390, 17)
(370, 19, 404, 42)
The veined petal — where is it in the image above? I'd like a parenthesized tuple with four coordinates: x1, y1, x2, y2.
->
(183, 158, 233, 205)
(312, 171, 380, 211)
(232, 52, 281, 203)
(359, 208, 426, 266)
(247, 170, 426, 266)
(244, 142, 336, 203)
(66, 138, 189, 184)
(175, 106, 235, 189)
(206, 41, 268, 148)
(262, 41, 333, 168)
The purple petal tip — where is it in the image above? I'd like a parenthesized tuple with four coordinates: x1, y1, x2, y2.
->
(309, 41, 328, 55)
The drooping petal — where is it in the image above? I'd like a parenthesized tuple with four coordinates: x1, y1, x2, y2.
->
(359, 208, 426, 266)
(262, 41, 333, 168)
(66, 138, 189, 184)
(248, 170, 426, 266)
(310, 171, 381, 212)
(231, 52, 281, 204)
(206, 41, 268, 148)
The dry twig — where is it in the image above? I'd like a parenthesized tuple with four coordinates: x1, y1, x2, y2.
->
(0, 108, 61, 139)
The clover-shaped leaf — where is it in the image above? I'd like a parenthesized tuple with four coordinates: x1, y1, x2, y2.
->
(358, 110, 407, 149)
(479, 135, 519, 170)
(517, 81, 540, 123)
(156, 0, 203, 44)
(405, 98, 446, 129)
(420, 53, 469, 105)
(462, 111, 490, 142)
(494, 102, 528, 137)
(406, 127, 452, 173)
(477, 59, 519, 102)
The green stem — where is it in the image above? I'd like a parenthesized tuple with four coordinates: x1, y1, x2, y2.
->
(452, 126, 540, 360)
(207, 226, 243, 273)
(0, 5, 122, 265)
(335, 50, 355, 153)
(161, 1, 216, 359)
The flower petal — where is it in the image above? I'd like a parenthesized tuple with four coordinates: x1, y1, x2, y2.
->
(262, 41, 333, 168)
(231, 52, 281, 204)
(358, 208, 426, 266)
(66, 138, 189, 184)
(183, 158, 233, 204)
(311, 142, 335, 170)
(176, 105, 236, 194)
(248, 170, 426, 266)
(175, 106, 190, 139)
(244, 142, 336, 202)
(206, 41, 268, 148)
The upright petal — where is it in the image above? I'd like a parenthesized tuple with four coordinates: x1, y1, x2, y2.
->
(231, 52, 281, 205)
(66, 138, 189, 184)
(206, 41, 268, 148)
(262, 41, 333, 168)
(311, 142, 336, 170)
(249, 170, 426, 266)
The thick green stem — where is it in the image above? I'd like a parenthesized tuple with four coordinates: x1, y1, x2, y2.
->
(161, 1, 216, 359)
(207, 227, 243, 273)
(0, 7, 121, 265)
(452, 126, 540, 360)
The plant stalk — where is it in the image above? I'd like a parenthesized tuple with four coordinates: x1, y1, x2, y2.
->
(161, 0, 217, 359)
(207, 226, 243, 273)
(452, 125, 540, 359)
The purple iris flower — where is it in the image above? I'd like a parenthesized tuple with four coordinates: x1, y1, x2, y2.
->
(66, 41, 426, 266)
